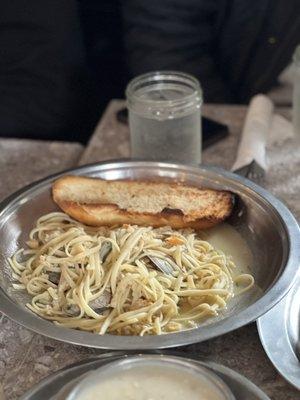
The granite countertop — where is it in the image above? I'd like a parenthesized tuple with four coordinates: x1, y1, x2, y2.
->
(1, 102, 299, 400)
(0, 138, 83, 201)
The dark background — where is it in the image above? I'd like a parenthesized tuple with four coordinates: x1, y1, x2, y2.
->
(0, 0, 299, 142)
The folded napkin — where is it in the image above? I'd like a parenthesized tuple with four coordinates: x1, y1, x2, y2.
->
(231, 94, 294, 176)
(231, 94, 273, 172)
(268, 113, 293, 146)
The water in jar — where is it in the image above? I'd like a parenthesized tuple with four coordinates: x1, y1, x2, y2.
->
(129, 83, 201, 164)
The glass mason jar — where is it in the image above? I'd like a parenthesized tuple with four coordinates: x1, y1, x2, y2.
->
(126, 71, 203, 164)
(293, 45, 300, 137)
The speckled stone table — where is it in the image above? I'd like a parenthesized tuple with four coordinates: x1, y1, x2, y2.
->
(0, 138, 83, 201)
(1, 103, 300, 400)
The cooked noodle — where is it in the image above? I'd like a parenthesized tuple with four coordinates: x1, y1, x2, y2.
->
(8, 212, 254, 336)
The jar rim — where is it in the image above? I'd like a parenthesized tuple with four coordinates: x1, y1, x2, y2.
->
(126, 70, 202, 107)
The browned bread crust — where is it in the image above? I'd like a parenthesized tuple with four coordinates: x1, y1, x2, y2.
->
(52, 175, 234, 229)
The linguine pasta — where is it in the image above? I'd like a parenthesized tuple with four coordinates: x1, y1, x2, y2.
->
(8, 212, 254, 336)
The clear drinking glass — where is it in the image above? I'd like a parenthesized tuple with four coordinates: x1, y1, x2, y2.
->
(293, 45, 300, 137)
(126, 71, 202, 164)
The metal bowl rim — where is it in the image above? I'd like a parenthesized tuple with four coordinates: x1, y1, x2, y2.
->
(0, 159, 299, 349)
(257, 274, 300, 390)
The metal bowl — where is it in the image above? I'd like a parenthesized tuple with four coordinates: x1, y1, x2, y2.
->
(67, 355, 235, 400)
(0, 160, 299, 349)
(257, 273, 300, 389)
(20, 352, 271, 400)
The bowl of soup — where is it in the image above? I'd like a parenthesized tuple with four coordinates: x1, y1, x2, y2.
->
(66, 355, 235, 400)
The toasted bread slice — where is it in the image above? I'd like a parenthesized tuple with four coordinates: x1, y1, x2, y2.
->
(52, 175, 234, 229)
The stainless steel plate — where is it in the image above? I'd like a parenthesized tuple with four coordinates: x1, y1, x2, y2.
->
(257, 274, 300, 389)
(0, 160, 300, 349)
(20, 352, 271, 400)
